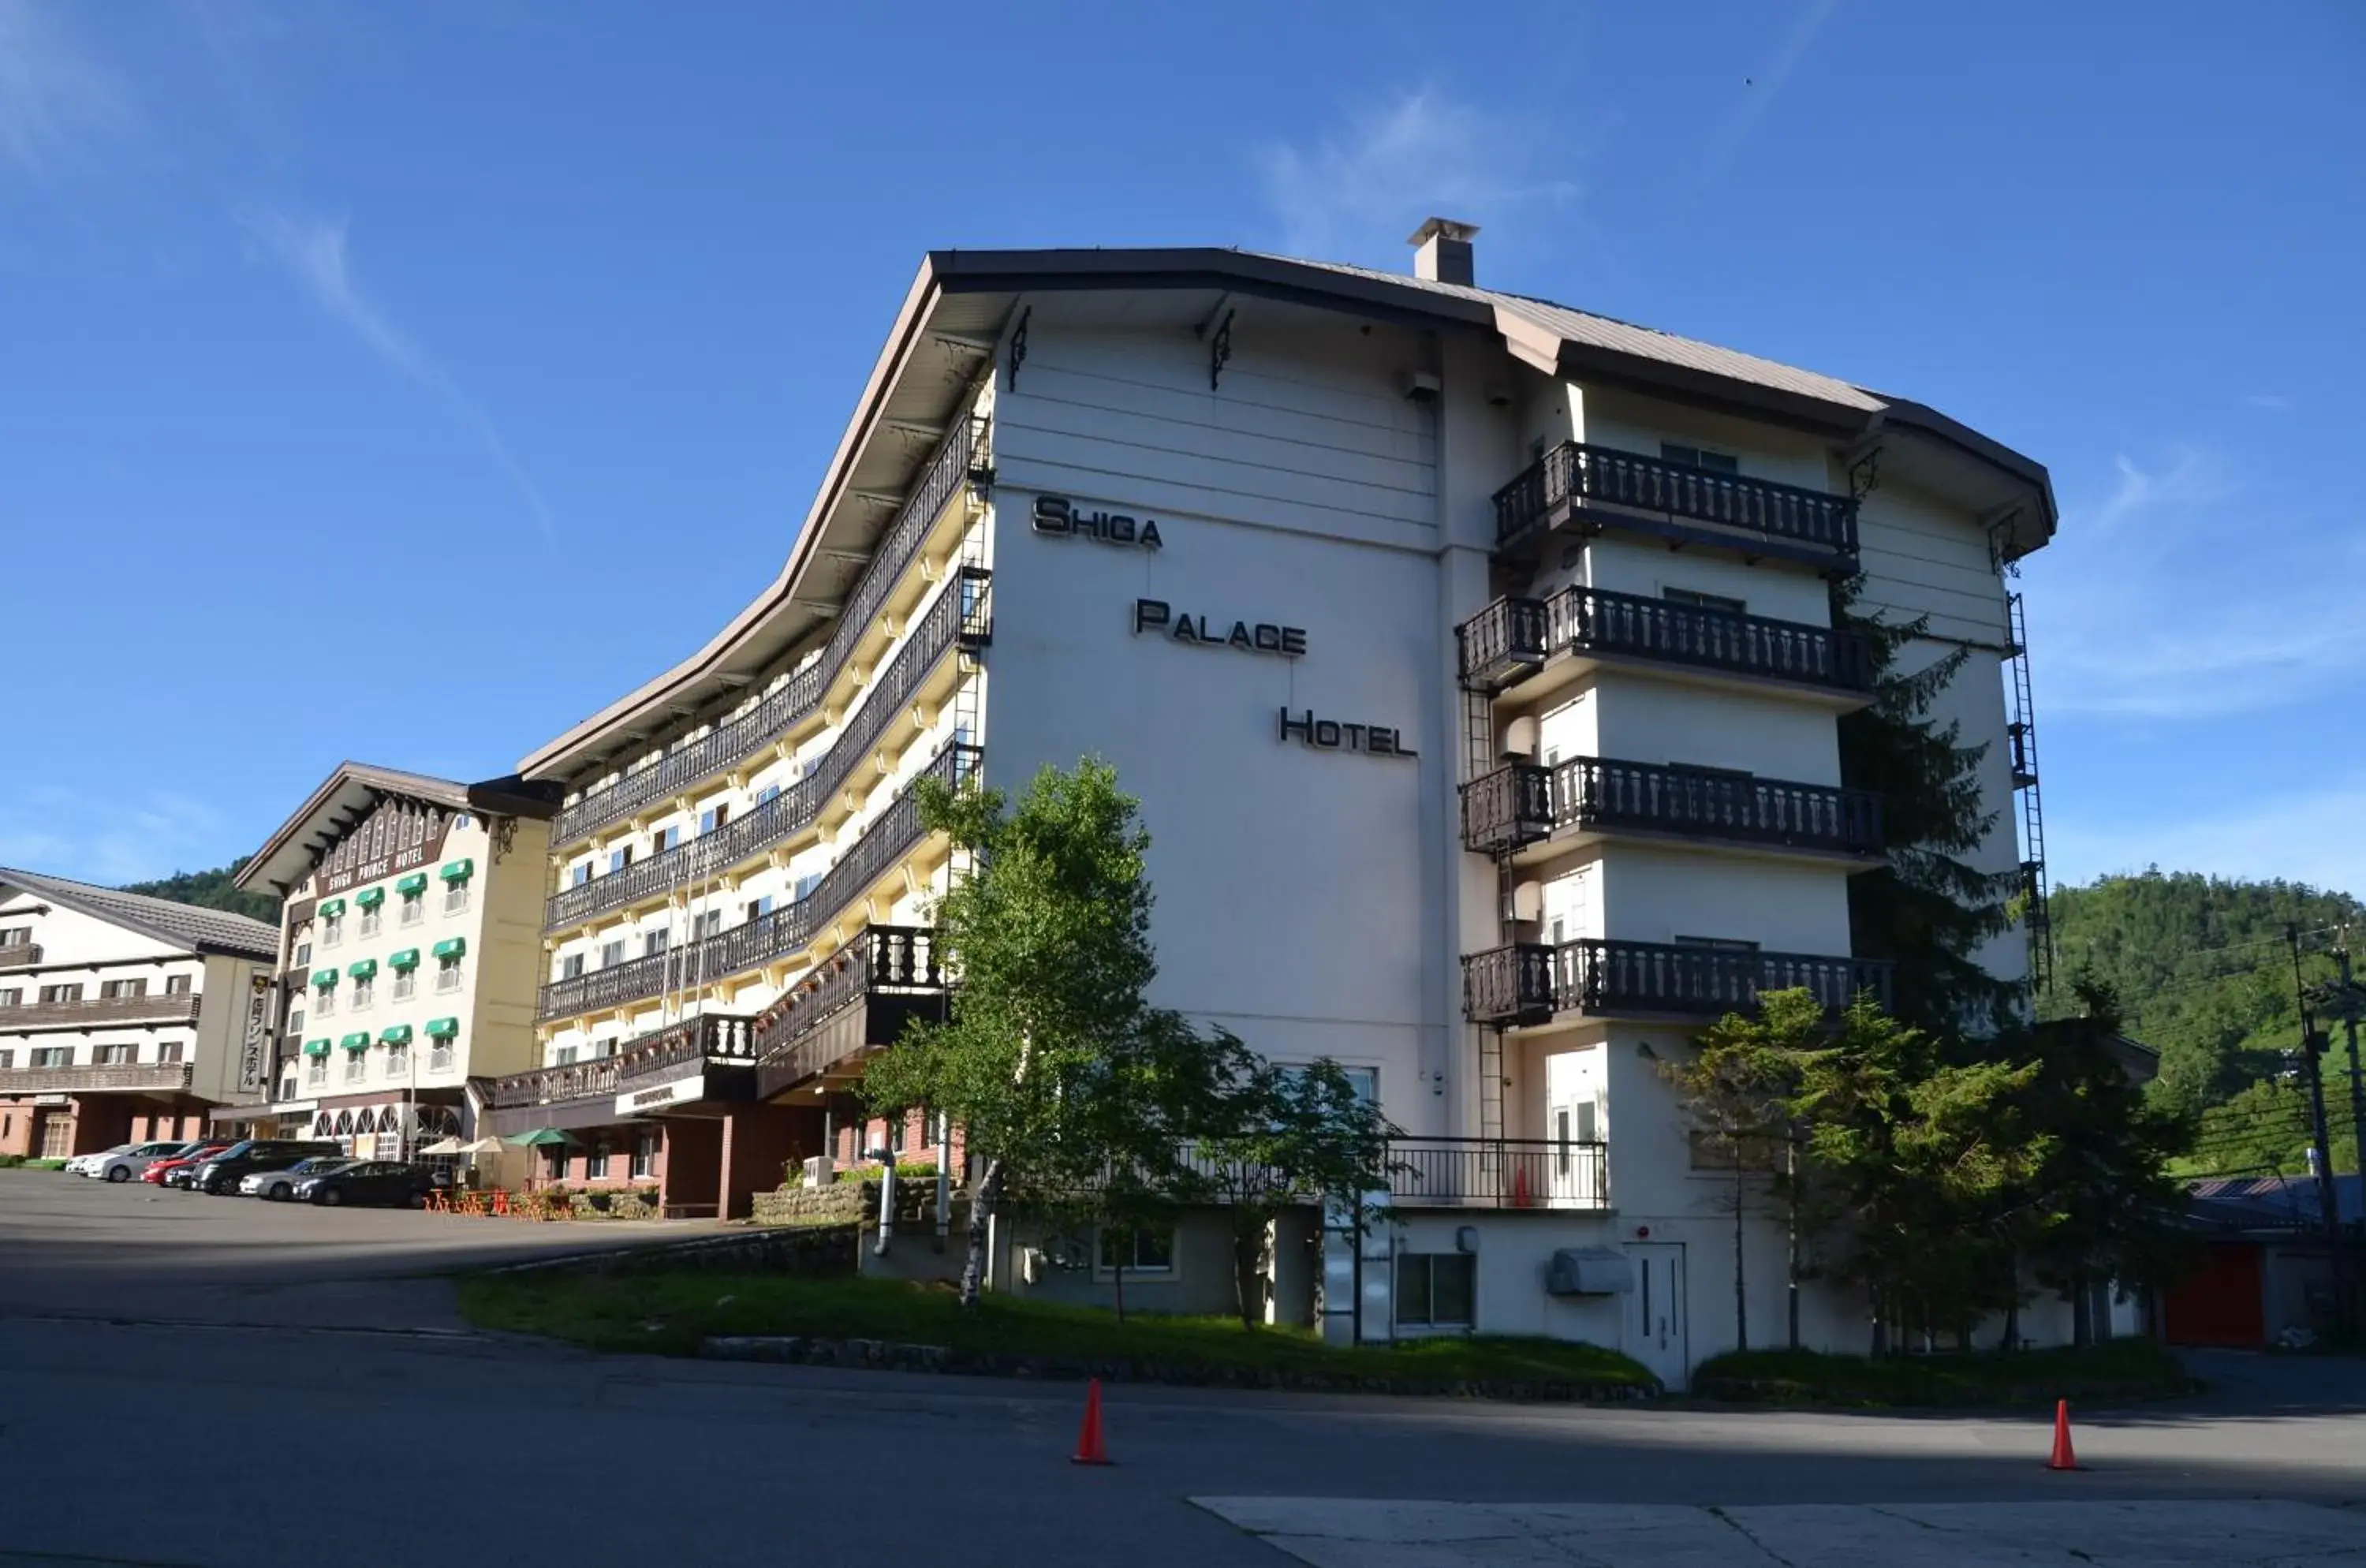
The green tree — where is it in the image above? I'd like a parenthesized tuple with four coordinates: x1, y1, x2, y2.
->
(119, 858, 281, 924)
(862, 758, 1159, 1307)
(1833, 582, 2021, 1036)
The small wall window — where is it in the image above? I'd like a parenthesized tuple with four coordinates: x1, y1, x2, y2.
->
(159, 1041, 185, 1064)
(101, 978, 148, 999)
(443, 883, 470, 915)
(1395, 1253, 1476, 1329)
(39, 983, 84, 1003)
(632, 1129, 658, 1179)
(164, 973, 190, 996)
(0, 988, 17, 1007)
(322, 915, 344, 947)
(561, 954, 586, 980)
(296, 940, 312, 965)
(599, 940, 625, 968)
(435, 956, 463, 994)
(571, 863, 593, 888)
(400, 890, 424, 925)
(308, 1056, 328, 1086)
(386, 1043, 409, 1077)
(351, 976, 375, 1010)
(392, 970, 416, 1002)
(608, 846, 633, 874)
(642, 930, 670, 959)
(1096, 1224, 1174, 1276)
(0, 924, 28, 946)
(343, 1053, 366, 1084)
(698, 804, 730, 836)
(359, 908, 382, 939)
(1663, 586, 1748, 616)
(586, 1138, 610, 1181)
(1660, 442, 1740, 475)
(32, 1046, 70, 1068)
(287, 1009, 305, 1037)
(95, 1043, 134, 1064)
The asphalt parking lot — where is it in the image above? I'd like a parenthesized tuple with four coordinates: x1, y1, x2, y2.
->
(0, 1165, 720, 1331)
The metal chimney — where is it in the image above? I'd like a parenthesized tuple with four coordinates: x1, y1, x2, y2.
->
(1408, 217, 1479, 286)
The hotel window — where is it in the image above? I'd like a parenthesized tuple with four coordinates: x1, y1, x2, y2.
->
(100, 978, 148, 999)
(0, 1050, 11, 1070)
(643, 929, 669, 960)
(561, 954, 586, 980)
(95, 1043, 133, 1065)
(698, 909, 722, 939)
(400, 889, 424, 926)
(308, 1055, 328, 1087)
(631, 1129, 657, 1179)
(344, 1052, 365, 1084)
(586, 1137, 610, 1181)
(600, 939, 626, 968)
(441, 861, 474, 915)
(1096, 1224, 1174, 1276)
(1395, 1253, 1477, 1329)
(352, 975, 375, 1010)
(745, 894, 774, 924)
(386, 1042, 409, 1077)
(429, 1040, 453, 1072)
(1660, 442, 1740, 475)
(436, 954, 463, 994)
(755, 783, 782, 807)
(0, 924, 28, 946)
(792, 872, 822, 902)
(609, 846, 633, 874)
(1663, 586, 1748, 616)
(32, 1046, 69, 1069)
(0, 988, 17, 1006)
(323, 913, 343, 947)
(570, 862, 593, 888)
(359, 906, 382, 939)
(545, 1144, 568, 1182)
(287, 1008, 305, 1038)
(167, 973, 193, 996)
(392, 969, 416, 1002)
(1674, 935, 1760, 952)
(296, 939, 312, 965)
(443, 881, 470, 915)
(159, 1041, 185, 1064)
(699, 803, 730, 836)
(39, 983, 83, 1003)
(652, 824, 681, 853)
(316, 989, 335, 1017)
(594, 1036, 618, 1058)
(554, 1043, 580, 1065)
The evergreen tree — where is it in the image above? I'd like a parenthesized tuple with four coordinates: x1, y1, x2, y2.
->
(118, 858, 281, 924)
(1834, 581, 2021, 1038)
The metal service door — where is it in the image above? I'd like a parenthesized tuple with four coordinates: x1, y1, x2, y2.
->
(1624, 1242, 1690, 1391)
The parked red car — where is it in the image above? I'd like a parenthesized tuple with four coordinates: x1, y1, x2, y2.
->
(141, 1143, 232, 1185)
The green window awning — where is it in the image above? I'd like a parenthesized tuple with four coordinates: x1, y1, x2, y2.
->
(302, 1038, 331, 1058)
(395, 872, 430, 894)
(355, 886, 386, 909)
(313, 969, 339, 989)
(424, 1016, 461, 1040)
(317, 898, 347, 918)
(338, 1032, 372, 1051)
(346, 958, 378, 980)
(388, 948, 421, 971)
(439, 858, 475, 883)
(379, 1024, 413, 1045)
(431, 937, 467, 960)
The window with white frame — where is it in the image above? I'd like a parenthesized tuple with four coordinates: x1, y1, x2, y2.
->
(287, 1006, 305, 1038)
(95, 1043, 133, 1064)
(554, 1043, 579, 1066)
(308, 1055, 328, 1086)
(436, 955, 463, 993)
(429, 1035, 455, 1071)
(158, 1040, 185, 1064)
(443, 881, 469, 914)
(0, 1048, 14, 1070)
(632, 1128, 658, 1178)
(359, 907, 381, 939)
(316, 988, 335, 1017)
(100, 978, 147, 999)
(1096, 1224, 1174, 1276)
(352, 975, 375, 1010)
(1660, 442, 1741, 475)
(344, 1051, 365, 1083)
(1394, 1252, 1476, 1329)
(586, 1137, 610, 1181)
(322, 914, 343, 947)
(599, 939, 625, 968)
(400, 890, 424, 926)
(32, 1046, 69, 1068)
(561, 954, 585, 980)
(393, 969, 416, 1001)
(296, 939, 312, 965)
(386, 1042, 409, 1077)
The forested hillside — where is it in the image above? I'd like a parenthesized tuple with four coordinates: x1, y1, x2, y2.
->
(2045, 870, 2363, 1176)
(118, 859, 282, 924)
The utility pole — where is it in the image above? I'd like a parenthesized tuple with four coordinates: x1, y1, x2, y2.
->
(2335, 934, 2366, 1182)
(2288, 924, 2350, 1337)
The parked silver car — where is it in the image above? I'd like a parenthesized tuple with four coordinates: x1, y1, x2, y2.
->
(238, 1156, 354, 1201)
(87, 1141, 203, 1182)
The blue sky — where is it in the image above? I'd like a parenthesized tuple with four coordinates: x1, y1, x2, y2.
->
(5, 1, 2363, 894)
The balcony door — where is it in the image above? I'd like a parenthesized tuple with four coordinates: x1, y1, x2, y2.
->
(1543, 1047, 1605, 1206)
(1623, 1241, 1690, 1391)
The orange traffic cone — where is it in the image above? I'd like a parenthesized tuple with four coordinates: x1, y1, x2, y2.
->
(1510, 1163, 1532, 1208)
(2046, 1398, 2080, 1471)
(1071, 1377, 1111, 1465)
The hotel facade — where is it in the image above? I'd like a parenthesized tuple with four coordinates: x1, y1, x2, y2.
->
(500, 222, 2062, 1383)
(228, 764, 558, 1159)
(0, 870, 278, 1159)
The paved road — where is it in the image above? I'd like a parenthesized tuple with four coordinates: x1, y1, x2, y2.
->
(2, 1170, 2362, 1566)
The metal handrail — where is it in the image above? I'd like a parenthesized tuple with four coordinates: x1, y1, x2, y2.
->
(1464, 939, 1892, 1024)
(1493, 440, 1857, 555)
(1461, 756, 1882, 858)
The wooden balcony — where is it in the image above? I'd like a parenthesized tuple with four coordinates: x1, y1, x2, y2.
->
(536, 745, 980, 1023)
(552, 417, 992, 848)
(486, 1012, 756, 1113)
(0, 1062, 193, 1096)
(753, 926, 948, 1098)
(1494, 441, 1858, 569)
(1461, 757, 1882, 862)
(1464, 939, 1890, 1026)
(543, 568, 992, 932)
(1457, 587, 1871, 699)
(0, 942, 42, 969)
(0, 994, 201, 1032)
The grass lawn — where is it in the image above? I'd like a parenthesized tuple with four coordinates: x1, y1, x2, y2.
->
(456, 1270, 1657, 1394)
(1692, 1338, 2197, 1408)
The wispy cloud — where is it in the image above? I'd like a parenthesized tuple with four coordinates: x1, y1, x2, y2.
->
(1700, 0, 1840, 182)
(2024, 446, 2366, 721)
(1255, 89, 1579, 265)
(240, 206, 557, 539)
(0, 0, 138, 181)
(0, 788, 227, 885)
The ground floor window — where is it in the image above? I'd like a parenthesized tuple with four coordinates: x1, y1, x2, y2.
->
(631, 1128, 657, 1179)
(586, 1137, 609, 1180)
(545, 1144, 568, 1182)
(1395, 1252, 1476, 1330)
(39, 1114, 73, 1158)
(1096, 1224, 1174, 1276)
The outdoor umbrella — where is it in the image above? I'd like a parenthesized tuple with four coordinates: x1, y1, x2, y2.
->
(505, 1127, 582, 1197)
(418, 1137, 467, 1156)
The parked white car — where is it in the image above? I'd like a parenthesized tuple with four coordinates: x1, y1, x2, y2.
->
(239, 1157, 353, 1201)
(65, 1144, 134, 1177)
(87, 1141, 196, 1183)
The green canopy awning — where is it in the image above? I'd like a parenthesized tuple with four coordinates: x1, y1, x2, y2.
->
(431, 937, 467, 959)
(504, 1127, 582, 1148)
(338, 1032, 372, 1051)
(345, 958, 378, 980)
(301, 1038, 331, 1058)
(424, 1016, 461, 1039)
(396, 872, 430, 894)
(379, 1024, 413, 1045)
(354, 886, 386, 909)
(388, 947, 421, 971)
(317, 898, 347, 918)
(312, 969, 339, 989)
(439, 858, 475, 883)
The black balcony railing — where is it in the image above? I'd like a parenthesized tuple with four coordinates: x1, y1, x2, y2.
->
(752, 925, 947, 1096)
(486, 1011, 755, 1111)
(1388, 1136, 1608, 1209)
(1461, 757, 1882, 860)
(1493, 441, 1858, 561)
(1457, 586, 1872, 696)
(536, 745, 980, 1022)
(553, 416, 991, 846)
(1464, 939, 1891, 1025)
(543, 567, 992, 931)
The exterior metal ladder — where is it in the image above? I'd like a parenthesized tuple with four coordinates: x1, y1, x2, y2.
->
(2006, 592, 2053, 993)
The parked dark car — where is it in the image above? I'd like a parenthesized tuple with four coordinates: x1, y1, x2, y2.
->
(146, 1143, 234, 1186)
(190, 1140, 345, 1195)
(297, 1161, 445, 1208)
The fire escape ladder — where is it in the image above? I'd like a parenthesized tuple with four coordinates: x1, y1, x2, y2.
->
(2006, 592, 2053, 992)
